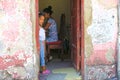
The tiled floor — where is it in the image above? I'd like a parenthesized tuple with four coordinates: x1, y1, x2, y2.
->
(39, 59, 82, 80)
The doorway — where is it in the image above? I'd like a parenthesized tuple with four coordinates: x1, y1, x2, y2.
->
(36, 0, 84, 79)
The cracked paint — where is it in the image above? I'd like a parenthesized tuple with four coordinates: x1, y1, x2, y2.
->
(0, 0, 37, 79)
(86, 65, 116, 80)
(85, 0, 118, 79)
(86, 0, 117, 65)
(105, 48, 115, 63)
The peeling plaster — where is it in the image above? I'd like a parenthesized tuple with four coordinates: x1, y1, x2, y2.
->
(117, 0, 120, 79)
(86, 65, 116, 80)
(7, 67, 27, 79)
(86, 0, 117, 64)
(0, 0, 37, 79)
(85, 0, 118, 79)
(87, 0, 117, 44)
(105, 48, 115, 63)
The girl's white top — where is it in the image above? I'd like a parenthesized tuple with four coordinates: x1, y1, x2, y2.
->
(39, 27, 45, 41)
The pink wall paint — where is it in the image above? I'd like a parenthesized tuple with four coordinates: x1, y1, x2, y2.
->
(2, 1, 17, 15)
(85, 0, 118, 79)
(98, 0, 118, 9)
(86, 0, 118, 65)
(0, 0, 37, 79)
(0, 50, 30, 70)
(86, 42, 117, 65)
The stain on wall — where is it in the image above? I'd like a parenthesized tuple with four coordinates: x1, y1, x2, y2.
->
(85, 0, 118, 79)
(84, 0, 93, 58)
(86, 65, 116, 80)
(86, 0, 117, 65)
(117, 1, 120, 79)
(0, 0, 37, 79)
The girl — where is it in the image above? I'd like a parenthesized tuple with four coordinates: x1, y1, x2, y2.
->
(39, 12, 50, 74)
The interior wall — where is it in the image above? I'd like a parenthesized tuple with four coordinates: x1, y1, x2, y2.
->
(39, 0, 70, 32)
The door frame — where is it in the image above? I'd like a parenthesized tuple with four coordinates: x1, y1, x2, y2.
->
(35, 0, 84, 79)
(35, 0, 39, 54)
(70, 0, 84, 79)
(81, 0, 84, 79)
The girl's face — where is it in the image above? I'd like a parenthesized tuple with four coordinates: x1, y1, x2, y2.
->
(39, 15, 45, 26)
(44, 12, 50, 18)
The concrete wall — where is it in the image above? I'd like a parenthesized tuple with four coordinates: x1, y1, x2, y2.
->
(39, 0, 70, 32)
(117, 0, 120, 79)
(84, 0, 118, 79)
(0, 0, 38, 80)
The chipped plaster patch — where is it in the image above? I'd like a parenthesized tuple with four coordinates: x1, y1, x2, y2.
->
(0, 0, 36, 79)
(105, 48, 115, 63)
(7, 67, 27, 79)
(86, 65, 116, 80)
(87, 0, 117, 44)
(0, 70, 12, 80)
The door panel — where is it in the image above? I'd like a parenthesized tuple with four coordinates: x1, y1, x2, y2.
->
(35, 0, 39, 53)
(71, 0, 81, 71)
(81, 0, 84, 78)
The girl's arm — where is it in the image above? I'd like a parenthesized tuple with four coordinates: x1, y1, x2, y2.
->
(44, 22, 51, 30)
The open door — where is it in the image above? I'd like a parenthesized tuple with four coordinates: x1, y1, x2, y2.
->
(35, 0, 40, 79)
(70, 0, 81, 71)
(35, 0, 39, 53)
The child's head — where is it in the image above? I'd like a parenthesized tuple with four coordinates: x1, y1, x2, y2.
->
(43, 6, 53, 18)
(39, 12, 45, 26)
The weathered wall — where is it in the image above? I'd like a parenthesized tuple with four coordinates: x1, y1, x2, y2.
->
(85, 0, 118, 79)
(0, 0, 38, 80)
(117, 0, 120, 79)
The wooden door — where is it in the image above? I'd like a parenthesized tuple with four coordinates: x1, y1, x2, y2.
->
(35, 0, 39, 53)
(70, 0, 81, 71)
(35, 0, 40, 79)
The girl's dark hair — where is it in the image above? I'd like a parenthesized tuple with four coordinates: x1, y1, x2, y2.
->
(39, 12, 44, 17)
(43, 6, 53, 15)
